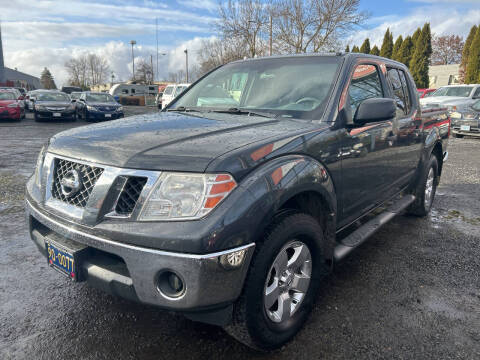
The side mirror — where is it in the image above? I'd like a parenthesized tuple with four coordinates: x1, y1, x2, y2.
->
(354, 98, 396, 125)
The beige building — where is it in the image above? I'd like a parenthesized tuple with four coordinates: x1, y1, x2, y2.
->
(90, 83, 112, 92)
(429, 64, 461, 88)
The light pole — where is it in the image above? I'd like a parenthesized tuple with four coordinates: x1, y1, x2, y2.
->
(130, 40, 136, 80)
(111, 72, 115, 84)
(184, 49, 188, 83)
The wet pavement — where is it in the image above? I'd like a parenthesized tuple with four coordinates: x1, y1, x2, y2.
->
(1, 111, 479, 359)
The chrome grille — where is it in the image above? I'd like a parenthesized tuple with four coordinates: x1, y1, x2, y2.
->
(51, 158, 104, 208)
(115, 176, 147, 215)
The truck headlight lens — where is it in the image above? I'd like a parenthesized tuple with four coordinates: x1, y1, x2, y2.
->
(34, 145, 47, 187)
(139, 173, 237, 220)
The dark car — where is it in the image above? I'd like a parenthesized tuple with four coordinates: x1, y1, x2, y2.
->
(76, 92, 124, 121)
(450, 99, 480, 138)
(33, 91, 76, 122)
(61, 86, 83, 94)
(70, 91, 82, 102)
(0, 90, 25, 121)
(25, 53, 449, 350)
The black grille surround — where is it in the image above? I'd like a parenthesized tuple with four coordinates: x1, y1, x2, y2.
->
(115, 176, 148, 215)
(51, 158, 104, 208)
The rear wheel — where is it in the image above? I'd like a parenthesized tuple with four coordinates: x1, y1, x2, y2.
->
(408, 154, 439, 217)
(225, 213, 328, 350)
(453, 133, 464, 138)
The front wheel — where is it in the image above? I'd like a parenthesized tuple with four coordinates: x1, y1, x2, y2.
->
(408, 154, 439, 217)
(225, 213, 328, 350)
(453, 133, 464, 138)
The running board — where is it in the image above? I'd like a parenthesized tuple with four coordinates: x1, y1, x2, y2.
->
(334, 195, 415, 262)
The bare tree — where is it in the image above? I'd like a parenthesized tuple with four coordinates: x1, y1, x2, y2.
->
(65, 53, 109, 87)
(431, 34, 464, 65)
(273, 0, 368, 53)
(196, 38, 248, 75)
(135, 58, 154, 83)
(87, 54, 109, 85)
(65, 56, 88, 89)
(216, 0, 269, 57)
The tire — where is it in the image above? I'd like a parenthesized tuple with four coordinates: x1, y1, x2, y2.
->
(407, 154, 439, 217)
(224, 213, 328, 350)
(453, 133, 464, 138)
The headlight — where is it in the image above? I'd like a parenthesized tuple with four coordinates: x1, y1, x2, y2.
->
(35, 104, 45, 111)
(34, 145, 47, 187)
(450, 111, 462, 119)
(139, 173, 237, 220)
(116, 106, 123, 112)
(87, 105, 97, 111)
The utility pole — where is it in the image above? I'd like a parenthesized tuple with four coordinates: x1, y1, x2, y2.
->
(155, 18, 158, 82)
(184, 49, 188, 83)
(150, 55, 154, 84)
(130, 40, 136, 80)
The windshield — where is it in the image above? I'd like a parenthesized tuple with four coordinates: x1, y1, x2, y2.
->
(0, 92, 16, 100)
(37, 92, 70, 101)
(171, 56, 341, 119)
(432, 86, 473, 97)
(164, 86, 174, 95)
(86, 93, 115, 102)
(174, 86, 188, 97)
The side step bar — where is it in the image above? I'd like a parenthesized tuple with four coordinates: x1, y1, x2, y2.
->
(334, 195, 415, 262)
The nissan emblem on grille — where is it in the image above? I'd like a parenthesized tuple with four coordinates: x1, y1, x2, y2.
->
(60, 169, 82, 197)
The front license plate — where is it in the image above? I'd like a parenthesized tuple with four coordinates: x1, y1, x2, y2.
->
(105, 113, 112, 118)
(53, 112, 61, 117)
(46, 241, 78, 280)
(460, 125, 470, 131)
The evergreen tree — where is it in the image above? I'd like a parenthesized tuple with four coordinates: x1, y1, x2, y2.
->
(398, 36, 414, 67)
(380, 28, 394, 58)
(345, 44, 350, 52)
(352, 45, 360, 53)
(360, 38, 371, 54)
(370, 45, 380, 56)
(412, 28, 421, 47)
(392, 35, 403, 61)
(410, 23, 432, 88)
(465, 26, 480, 84)
(460, 25, 478, 82)
(40, 67, 57, 89)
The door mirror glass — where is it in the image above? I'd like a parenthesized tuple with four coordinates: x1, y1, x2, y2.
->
(354, 98, 396, 125)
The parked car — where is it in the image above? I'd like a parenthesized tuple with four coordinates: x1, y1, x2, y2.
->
(76, 92, 124, 121)
(25, 90, 43, 111)
(0, 90, 25, 121)
(70, 92, 82, 102)
(15, 87, 27, 96)
(26, 53, 449, 351)
(33, 91, 76, 122)
(161, 83, 190, 109)
(417, 88, 435, 98)
(450, 99, 480, 138)
(420, 84, 480, 111)
(61, 86, 83, 94)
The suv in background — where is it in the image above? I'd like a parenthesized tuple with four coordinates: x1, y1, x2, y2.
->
(420, 84, 480, 112)
(26, 53, 449, 350)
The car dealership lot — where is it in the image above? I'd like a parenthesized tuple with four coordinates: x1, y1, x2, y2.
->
(0, 113, 479, 359)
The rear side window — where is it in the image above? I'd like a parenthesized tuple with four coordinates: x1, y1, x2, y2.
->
(348, 64, 383, 115)
(387, 68, 411, 116)
(474, 87, 480, 98)
(164, 86, 174, 95)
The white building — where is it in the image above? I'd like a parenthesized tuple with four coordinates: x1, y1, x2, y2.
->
(429, 64, 461, 88)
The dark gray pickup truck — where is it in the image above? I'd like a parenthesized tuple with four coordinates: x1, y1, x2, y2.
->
(25, 53, 449, 350)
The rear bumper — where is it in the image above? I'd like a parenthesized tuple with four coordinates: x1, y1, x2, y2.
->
(25, 198, 254, 313)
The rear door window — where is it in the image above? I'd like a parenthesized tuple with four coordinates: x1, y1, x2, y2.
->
(386, 68, 407, 117)
(398, 70, 412, 114)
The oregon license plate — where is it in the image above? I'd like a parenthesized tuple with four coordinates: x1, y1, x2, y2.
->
(105, 113, 112, 118)
(53, 112, 61, 117)
(46, 241, 78, 280)
(460, 125, 470, 131)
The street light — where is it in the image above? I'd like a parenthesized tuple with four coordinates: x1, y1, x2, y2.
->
(130, 40, 136, 80)
(184, 49, 188, 83)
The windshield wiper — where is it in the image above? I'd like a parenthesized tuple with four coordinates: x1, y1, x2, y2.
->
(167, 106, 203, 113)
(210, 107, 277, 119)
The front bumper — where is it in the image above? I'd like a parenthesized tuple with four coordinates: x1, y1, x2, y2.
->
(452, 128, 480, 137)
(88, 111, 124, 120)
(0, 107, 21, 119)
(25, 198, 254, 312)
(36, 110, 75, 119)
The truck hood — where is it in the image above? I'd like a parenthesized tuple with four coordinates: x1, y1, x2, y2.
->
(48, 112, 314, 172)
(420, 96, 472, 106)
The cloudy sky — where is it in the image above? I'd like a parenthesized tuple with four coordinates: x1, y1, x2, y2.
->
(1, 0, 479, 86)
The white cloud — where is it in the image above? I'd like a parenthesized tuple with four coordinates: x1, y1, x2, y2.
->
(347, 7, 480, 48)
(177, 0, 218, 12)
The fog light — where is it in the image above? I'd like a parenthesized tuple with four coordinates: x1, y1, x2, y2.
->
(220, 249, 246, 269)
(156, 271, 185, 299)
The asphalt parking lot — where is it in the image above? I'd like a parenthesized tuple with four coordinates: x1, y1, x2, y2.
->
(1, 110, 479, 359)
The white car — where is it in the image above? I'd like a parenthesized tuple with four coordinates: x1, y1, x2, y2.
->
(420, 84, 480, 112)
(161, 83, 190, 109)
